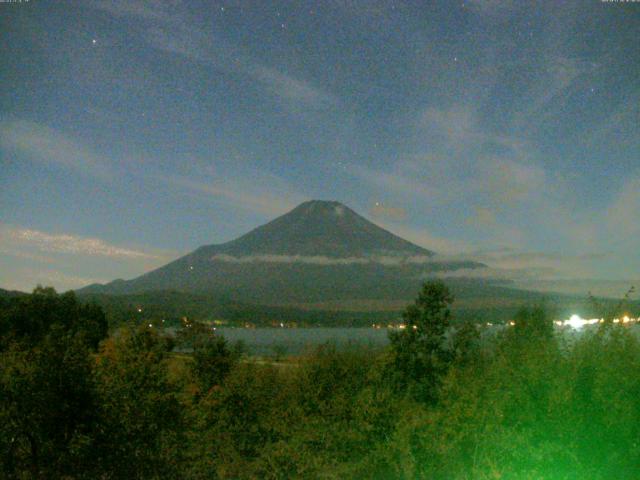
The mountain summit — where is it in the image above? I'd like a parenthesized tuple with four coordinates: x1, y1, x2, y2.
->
(79, 201, 483, 303)
(198, 200, 432, 258)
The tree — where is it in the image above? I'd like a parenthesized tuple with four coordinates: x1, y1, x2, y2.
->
(0, 286, 107, 351)
(92, 327, 185, 478)
(389, 280, 454, 402)
(0, 288, 105, 479)
(451, 320, 481, 366)
(192, 333, 241, 395)
(512, 304, 553, 342)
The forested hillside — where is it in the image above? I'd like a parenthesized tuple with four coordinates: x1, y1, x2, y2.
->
(2, 285, 640, 478)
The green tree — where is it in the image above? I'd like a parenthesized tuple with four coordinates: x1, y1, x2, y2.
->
(512, 304, 553, 342)
(451, 319, 481, 366)
(92, 327, 185, 479)
(192, 333, 241, 395)
(0, 286, 107, 351)
(389, 280, 454, 402)
(0, 288, 106, 479)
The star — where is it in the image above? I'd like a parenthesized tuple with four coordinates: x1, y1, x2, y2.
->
(92, 39, 97, 45)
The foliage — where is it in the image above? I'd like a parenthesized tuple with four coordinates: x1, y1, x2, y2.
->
(388, 280, 454, 402)
(3, 285, 640, 478)
(0, 288, 107, 479)
(0, 286, 107, 350)
(92, 327, 185, 478)
(191, 327, 242, 395)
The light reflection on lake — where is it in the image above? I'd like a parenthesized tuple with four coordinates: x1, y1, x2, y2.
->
(216, 322, 640, 356)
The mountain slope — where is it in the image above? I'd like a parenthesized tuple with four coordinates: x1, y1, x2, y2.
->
(208, 200, 432, 257)
(78, 200, 485, 303)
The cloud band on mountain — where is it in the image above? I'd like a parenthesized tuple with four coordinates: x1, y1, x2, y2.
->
(211, 253, 444, 266)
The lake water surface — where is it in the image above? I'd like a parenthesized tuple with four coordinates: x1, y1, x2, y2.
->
(216, 323, 640, 356)
(217, 327, 390, 355)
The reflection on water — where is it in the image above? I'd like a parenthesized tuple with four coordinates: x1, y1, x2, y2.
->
(217, 320, 640, 356)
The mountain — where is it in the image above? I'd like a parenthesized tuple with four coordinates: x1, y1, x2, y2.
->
(78, 200, 487, 305)
(0, 288, 27, 299)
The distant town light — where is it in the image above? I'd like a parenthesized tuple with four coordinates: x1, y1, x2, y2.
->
(567, 314, 586, 329)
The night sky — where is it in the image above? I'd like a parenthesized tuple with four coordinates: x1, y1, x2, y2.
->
(1, 0, 639, 296)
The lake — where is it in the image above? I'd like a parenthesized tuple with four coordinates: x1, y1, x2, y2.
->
(217, 327, 391, 355)
(216, 322, 640, 356)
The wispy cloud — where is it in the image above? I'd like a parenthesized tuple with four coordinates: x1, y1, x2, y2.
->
(607, 175, 640, 239)
(91, 0, 338, 109)
(376, 222, 475, 256)
(0, 119, 112, 179)
(350, 162, 448, 204)
(0, 223, 180, 291)
(248, 65, 338, 108)
(0, 224, 167, 260)
(0, 265, 111, 292)
(369, 202, 407, 221)
(151, 172, 305, 217)
(1, 116, 303, 219)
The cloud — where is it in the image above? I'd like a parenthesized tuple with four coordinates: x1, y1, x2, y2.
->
(211, 253, 437, 266)
(0, 247, 57, 264)
(91, 0, 338, 109)
(437, 247, 611, 283)
(514, 278, 640, 299)
(1, 116, 303, 219)
(370, 203, 407, 221)
(0, 265, 110, 292)
(0, 224, 165, 260)
(0, 224, 180, 291)
(354, 103, 594, 253)
(479, 157, 546, 206)
(29, 269, 110, 290)
(249, 65, 339, 108)
(377, 222, 475, 256)
(350, 163, 445, 204)
(0, 119, 112, 179)
(420, 105, 481, 146)
(607, 175, 640, 238)
(466, 206, 497, 227)
(151, 172, 305, 217)
(511, 55, 587, 131)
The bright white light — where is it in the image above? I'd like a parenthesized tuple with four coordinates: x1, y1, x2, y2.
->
(567, 314, 586, 329)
